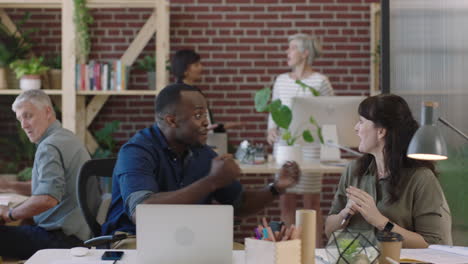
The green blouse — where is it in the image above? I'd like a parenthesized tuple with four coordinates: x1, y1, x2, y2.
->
(329, 160, 452, 245)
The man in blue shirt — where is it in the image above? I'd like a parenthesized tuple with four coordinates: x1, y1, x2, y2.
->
(102, 83, 300, 246)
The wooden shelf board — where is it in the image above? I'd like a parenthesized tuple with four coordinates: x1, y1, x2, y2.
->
(395, 90, 468, 95)
(0, 89, 63, 95)
(77, 90, 158, 96)
(0, 0, 157, 8)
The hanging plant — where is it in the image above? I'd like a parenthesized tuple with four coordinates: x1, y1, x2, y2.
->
(73, 0, 93, 63)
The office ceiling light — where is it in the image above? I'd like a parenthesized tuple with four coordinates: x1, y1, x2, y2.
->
(407, 101, 468, 160)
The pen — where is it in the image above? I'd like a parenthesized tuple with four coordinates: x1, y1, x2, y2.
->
(254, 228, 262, 240)
(341, 213, 351, 225)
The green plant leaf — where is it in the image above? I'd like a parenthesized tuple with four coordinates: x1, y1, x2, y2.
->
(309, 116, 318, 125)
(93, 121, 120, 158)
(282, 130, 292, 141)
(295, 79, 320, 96)
(302, 129, 314, 143)
(17, 167, 32, 181)
(271, 104, 292, 129)
(267, 99, 282, 112)
(317, 127, 324, 144)
(10, 56, 50, 78)
(254, 87, 271, 112)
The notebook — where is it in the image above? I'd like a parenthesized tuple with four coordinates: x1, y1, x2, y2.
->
(136, 204, 233, 264)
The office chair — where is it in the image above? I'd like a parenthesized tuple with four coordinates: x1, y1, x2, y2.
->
(76, 158, 126, 248)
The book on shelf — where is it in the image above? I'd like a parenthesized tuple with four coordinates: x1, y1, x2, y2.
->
(75, 60, 129, 92)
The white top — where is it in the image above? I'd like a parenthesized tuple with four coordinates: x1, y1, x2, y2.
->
(268, 72, 334, 129)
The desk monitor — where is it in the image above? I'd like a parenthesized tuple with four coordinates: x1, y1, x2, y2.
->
(290, 96, 365, 148)
(136, 204, 233, 264)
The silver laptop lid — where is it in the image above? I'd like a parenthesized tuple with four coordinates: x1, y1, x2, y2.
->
(136, 204, 233, 264)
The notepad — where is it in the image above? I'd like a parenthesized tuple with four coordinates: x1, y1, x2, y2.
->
(400, 245, 468, 264)
(0, 193, 28, 207)
(0, 196, 9, 206)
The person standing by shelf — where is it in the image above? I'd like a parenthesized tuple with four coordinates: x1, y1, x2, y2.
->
(266, 33, 335, 246)
(170, 49, 244, 132)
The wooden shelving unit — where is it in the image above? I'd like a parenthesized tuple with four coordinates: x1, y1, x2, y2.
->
(0, 89, 63, 95)
(0, 0, 170, 153)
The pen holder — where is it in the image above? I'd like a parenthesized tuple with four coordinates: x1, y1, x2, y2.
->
(245, 238, 301, 264)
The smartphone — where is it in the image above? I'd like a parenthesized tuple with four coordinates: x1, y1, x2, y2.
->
(101, 251, 124, 261)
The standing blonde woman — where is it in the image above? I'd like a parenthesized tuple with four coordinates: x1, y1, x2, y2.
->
(267, 33, 334, 245)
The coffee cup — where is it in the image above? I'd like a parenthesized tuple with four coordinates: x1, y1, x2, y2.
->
(377, 231, 404, 264)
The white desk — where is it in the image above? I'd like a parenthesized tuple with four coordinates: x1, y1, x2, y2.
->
(26, 248, 468, 264)
(238, 160, 347, 174)
(25, 249, 332, 264)
(25, 249, 246, 264)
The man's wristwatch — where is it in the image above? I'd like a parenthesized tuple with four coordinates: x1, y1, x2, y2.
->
(383, 221, 394, 232)
(268, 182, 282, 196)
(8, 208, 17, 221)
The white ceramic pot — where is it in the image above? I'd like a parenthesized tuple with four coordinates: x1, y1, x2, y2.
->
(275, 145, 302, 166)
(20, 75, 41, 90)
(302, 143, 322, 164)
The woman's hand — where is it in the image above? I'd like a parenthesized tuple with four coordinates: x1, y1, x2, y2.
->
(267, 127, 279, 145)
(346, 186, 388, 229)
(339, 199, 358, 220)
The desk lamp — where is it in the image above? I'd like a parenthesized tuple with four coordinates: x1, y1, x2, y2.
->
(407, 101, 468, 160)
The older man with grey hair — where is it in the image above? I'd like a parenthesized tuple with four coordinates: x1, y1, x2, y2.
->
(0, 89, 100, 259)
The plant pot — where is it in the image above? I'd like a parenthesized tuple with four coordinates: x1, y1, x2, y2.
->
(275, 145, 302, 166)
(147, 71, 156, 90)
(20, 75, 41, 90)
(49, 69, 62, 89)
(302, 143, 321, 164)
(0, 67, 7, 89)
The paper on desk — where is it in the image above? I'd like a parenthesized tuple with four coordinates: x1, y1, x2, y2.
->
(0, 196, 9, 206)
(401, 248, 468, 264)
(0, 193, 28, 208)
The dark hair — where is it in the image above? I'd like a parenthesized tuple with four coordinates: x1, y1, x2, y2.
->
(154, 83, 201, 118)
(354, 94, 436, 204)
(170, 49, 201, 83)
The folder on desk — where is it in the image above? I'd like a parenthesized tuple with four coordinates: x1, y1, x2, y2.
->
(401, 245, 468, 264)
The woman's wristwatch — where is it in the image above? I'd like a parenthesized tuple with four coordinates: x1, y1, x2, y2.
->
(383, 221, 394, 232)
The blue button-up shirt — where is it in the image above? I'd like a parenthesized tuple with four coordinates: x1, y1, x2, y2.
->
(102, 124, 243, 235)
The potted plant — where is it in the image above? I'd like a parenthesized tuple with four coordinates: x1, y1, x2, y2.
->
(73, 0, 93, 63)
(136, 55, 156, 90)
(255, 86, 324, 165)
(10, 56, 50, 90)
(136, 55, 171, 90)
(0, 12, 33, 89)
(0, 124, 35, 181)
(92, 120, 120, 159)
(45, 55, 62, 90)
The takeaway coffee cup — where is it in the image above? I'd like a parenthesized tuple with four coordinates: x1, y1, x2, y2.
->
(377, 231, 404, 264)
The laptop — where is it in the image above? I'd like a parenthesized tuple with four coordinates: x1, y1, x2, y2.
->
(136, 204, 233, 264)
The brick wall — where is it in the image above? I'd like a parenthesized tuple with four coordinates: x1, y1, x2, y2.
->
(0, 0, 378, 242)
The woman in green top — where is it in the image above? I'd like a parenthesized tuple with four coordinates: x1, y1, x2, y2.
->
(325, 94, 452, 248)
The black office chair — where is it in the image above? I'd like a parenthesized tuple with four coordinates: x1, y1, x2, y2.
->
(76, 158, 126, 248)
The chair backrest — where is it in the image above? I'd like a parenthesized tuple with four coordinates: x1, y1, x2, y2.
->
(77, 158, 116, 237)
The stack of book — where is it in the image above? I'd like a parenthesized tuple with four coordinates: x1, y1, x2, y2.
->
(75, 60, 129, 91)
